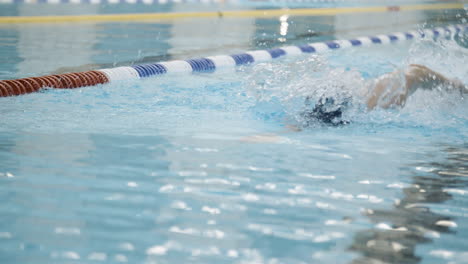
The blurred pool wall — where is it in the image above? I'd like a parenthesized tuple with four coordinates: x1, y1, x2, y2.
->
(11, 3, 100, 193)
(167, 4, 256, 58)
(14, 5, 99, 76)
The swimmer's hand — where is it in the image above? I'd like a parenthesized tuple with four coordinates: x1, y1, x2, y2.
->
(451, 78, 467, 94)
(406, 64, 466, 94)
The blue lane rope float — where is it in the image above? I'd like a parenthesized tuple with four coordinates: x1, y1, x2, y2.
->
(0, 23, 466, 97)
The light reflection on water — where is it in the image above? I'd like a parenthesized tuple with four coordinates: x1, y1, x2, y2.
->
(0, 130, 467, 263)
(349, 145, 468, 264)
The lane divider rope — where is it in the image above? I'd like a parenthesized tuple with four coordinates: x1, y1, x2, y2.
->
(0, 23, 466, 97)
(0, 3, 464, 23)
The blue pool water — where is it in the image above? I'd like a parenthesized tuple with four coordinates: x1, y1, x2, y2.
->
(1, 3, 468, 264)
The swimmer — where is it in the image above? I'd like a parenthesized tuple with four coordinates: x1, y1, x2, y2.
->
(302, 64, 467, 126)
(242, 64, 466, 141)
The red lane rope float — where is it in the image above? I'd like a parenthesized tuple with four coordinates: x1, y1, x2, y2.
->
(0, 83, 5, 97)
(0, 82, 9, 96)
(0, 70, 109, 97)
(42, 75, 62, 88)
(17, 78, 40, 93)
(60, 74, 76, 88)
(3, 80, 23, 96)
(39, 76, 59, 88)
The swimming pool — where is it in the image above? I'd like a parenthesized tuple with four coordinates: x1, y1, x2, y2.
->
(1, 1, 467, 263)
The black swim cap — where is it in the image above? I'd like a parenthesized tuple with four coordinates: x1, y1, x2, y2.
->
(301, 96, 350, 126)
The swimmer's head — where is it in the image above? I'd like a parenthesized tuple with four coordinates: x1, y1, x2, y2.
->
(301, 96, 351, 127)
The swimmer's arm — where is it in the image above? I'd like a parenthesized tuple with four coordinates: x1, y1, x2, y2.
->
(366, 70, 408, 110)
(367, 64, 466, 110)
(404, 64, 463, 95)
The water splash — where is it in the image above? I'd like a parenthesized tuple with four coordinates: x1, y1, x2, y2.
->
(244, 36, 467, 130)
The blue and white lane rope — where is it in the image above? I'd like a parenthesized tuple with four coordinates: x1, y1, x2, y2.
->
(97, 24, 467, 82)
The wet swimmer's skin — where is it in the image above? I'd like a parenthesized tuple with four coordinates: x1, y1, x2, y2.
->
(366, 64, 466, 110)
(242, 64, 467, 142)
